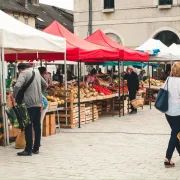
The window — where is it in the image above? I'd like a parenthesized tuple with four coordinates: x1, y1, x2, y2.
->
(104, 0, 114, 9)
(24, 17, 28, 25)
(159, 0, 172, 5)
(154, 30, 179, 47)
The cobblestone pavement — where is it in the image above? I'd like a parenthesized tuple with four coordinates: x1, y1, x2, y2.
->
(1, 106, 180, 180)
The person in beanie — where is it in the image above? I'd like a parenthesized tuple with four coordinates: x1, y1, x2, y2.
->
(124, 66, 139, 114)
(13, 63, 48, 156)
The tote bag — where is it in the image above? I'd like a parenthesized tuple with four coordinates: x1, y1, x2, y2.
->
(155, 78, 169, 113)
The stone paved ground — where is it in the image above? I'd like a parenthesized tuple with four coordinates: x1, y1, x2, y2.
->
(1, 106, 180, 180)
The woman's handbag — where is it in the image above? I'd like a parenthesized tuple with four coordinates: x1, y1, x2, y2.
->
(155, 78, 169, 113)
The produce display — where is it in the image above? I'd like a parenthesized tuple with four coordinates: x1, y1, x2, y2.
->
(97, 78, 110, 87)
(92, 85, 114, 95)
(47, 83, 114, 103)
(46, 95, 65, 105)
(144, 78, 164, 86)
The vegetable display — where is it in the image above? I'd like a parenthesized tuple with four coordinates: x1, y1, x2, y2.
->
(92, 85, 113, 95)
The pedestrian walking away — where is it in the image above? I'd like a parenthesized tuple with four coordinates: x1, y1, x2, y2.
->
(163, 62, 180, 168)
(13, 63, 48, 156)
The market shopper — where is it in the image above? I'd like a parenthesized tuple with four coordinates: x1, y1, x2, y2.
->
(124, 66, 139, 114)
(163, 62, 180, 168)
(41, 95, 48, 137)
(13, 63, 48, 156)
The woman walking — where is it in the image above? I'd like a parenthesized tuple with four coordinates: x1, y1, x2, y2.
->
(164, 62, 180, 168)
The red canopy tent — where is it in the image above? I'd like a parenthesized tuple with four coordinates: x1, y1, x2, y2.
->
(86, 30, 149, 62)
(5, 22, 119, 62)
(42, 21, 119, 62)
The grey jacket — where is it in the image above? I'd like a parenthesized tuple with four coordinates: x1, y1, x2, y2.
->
(13, 68, 48, 108)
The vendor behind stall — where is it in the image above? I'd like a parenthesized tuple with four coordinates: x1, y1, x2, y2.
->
(86, 68, 100, 85)
(139, 69, 146, 81)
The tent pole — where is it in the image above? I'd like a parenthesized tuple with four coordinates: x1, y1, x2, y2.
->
(1, 48, 9, 146)
(15, 53, 18, 79)
(148, 62, 151, 109)
(78, 61, 81, 128)
(122, 61, 125, 116)
(64, 52, 68, 126)
(0, 48, 5, 146)
(118, 59, 121, 117)
(80, 61, 82, 78)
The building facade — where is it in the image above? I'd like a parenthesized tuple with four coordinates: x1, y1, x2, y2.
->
(74, 0, 180, 48)
(0, 0, 74, 32)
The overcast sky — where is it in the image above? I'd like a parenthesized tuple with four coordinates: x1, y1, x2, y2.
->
(39, 0, 74, 10)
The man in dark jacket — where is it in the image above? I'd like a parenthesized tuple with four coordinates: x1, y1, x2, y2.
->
(124, 66, 139, 114)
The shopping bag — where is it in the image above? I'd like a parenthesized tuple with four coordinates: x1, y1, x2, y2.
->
(13, 104, 31, 129)
(6, 108, 19, 128)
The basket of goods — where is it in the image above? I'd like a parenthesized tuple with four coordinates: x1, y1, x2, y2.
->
(15, 131, 26, 149)
(131, 95, 144, 109)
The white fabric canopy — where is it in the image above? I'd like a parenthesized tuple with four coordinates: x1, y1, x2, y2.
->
(0, 10, 66, 146)
(136, 38, 168, 54)
(0, 10, 66, 53)
(136, 39, 180, 61)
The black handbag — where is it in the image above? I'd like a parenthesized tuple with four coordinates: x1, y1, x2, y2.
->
(155, 78, 169, 113)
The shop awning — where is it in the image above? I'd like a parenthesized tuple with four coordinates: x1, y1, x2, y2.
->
(86, 30, 149, 62)
(42, 21, 119, 61)
(85, 62, 158, 68)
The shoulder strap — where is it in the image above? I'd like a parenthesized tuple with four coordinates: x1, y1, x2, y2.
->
(166, 77, 169, 91)
(22, 71, 35, 92)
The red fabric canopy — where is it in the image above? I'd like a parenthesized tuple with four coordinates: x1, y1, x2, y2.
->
(86, 30, 149, 62)
(42, 21, 119, 61)
(5, 22, 119, 62)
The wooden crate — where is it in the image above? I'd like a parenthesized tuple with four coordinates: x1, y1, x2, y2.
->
(43, 125, 49, 137)
(49, 125, 55, 135)
(48, 102, 58, 110)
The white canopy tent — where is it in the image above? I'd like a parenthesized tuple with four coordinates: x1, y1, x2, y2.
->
(0, 10, 66, 54)
(0, 10, 66, 146)
(169, 43, 180, 56)
(136, 38, 180, 62)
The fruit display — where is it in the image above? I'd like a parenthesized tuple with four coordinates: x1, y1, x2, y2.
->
(97, 78, 110, 87)
(139, 80, 144, 87)
(144, 79, 164, 86)
(109, 84, 128, 94)
(46, 95, 65, 105)
(113, 78, 127, 86)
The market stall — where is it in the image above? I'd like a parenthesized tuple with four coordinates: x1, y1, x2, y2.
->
(136, 39, 180, 106)
(85, 30, 149, 116)
(0, 10, 66, 145)
(42, 21, 121, 128)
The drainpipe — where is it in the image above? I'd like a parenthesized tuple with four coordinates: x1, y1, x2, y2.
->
(88, 0, 92, 35)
